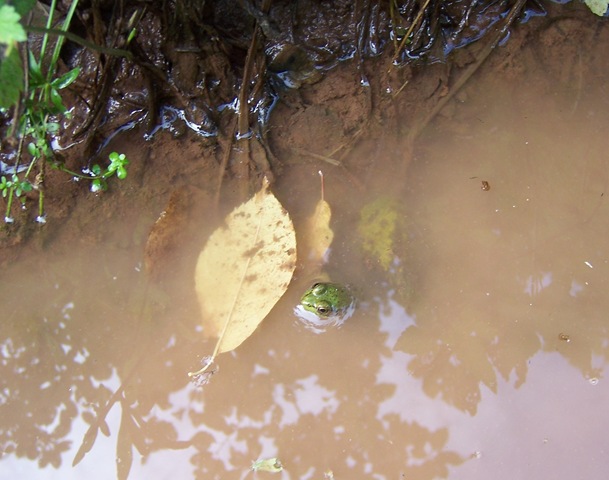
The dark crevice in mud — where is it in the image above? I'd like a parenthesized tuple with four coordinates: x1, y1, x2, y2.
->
(0, 0, 605, 256)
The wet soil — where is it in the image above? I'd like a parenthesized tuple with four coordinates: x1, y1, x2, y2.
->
(0, 2, 596, 263)
(0, 0, 586, 261)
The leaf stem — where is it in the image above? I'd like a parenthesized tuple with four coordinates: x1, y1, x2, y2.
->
(318, 170, 325, 202)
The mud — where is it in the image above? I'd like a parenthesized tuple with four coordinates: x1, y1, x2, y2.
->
(1, 0, 581, 258)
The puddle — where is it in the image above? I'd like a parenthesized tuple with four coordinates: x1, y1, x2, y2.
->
(2, 23, 609, 480)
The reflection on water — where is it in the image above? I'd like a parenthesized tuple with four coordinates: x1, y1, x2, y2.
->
(3, 41, 609, 480)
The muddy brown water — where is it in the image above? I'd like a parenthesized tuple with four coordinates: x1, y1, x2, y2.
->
(3, 23, 609, 480)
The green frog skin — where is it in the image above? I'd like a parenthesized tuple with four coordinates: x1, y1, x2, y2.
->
(299, 282, 355, 318)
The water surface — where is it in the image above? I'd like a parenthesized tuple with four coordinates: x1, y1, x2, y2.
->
(2, 36, 609, 480)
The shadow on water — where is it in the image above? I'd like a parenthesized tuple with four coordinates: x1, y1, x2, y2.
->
(3, 14, 609, 480)
(397, 69, 609, 418)
(0, 239, 464, 478)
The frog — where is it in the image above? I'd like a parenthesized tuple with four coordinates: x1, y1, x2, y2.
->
(300, 282, 355, 318)
(294, 281, 355, 333)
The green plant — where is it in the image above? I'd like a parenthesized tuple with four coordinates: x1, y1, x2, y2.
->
(90, 152, 130, 193)
(0, 3, 28, 107)
(0, 1, 131, 225)
(40, 150, 130, 193)
(0, 0, 80, 223)
(0, 173, 33, 223)
(0, 150, 131, 223)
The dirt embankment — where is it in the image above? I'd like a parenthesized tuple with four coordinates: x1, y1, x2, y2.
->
(0, 0, 602, 265)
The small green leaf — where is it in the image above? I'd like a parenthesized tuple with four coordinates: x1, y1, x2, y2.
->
(91, 164, 102, 176)
(0, 5, 27, 44)
(49, 88, 66, 112)
(27, 142, 37, 157)
(53, 67, 80, 89)
(117, 166, 127, 180)
(45, 121, 61, 133)
(27, 50, 44, 85)
(91, 178, 106, 193)
(0, 176, 9, 197)
(127, 28, 137, 45)
(0, 46, 23, 108)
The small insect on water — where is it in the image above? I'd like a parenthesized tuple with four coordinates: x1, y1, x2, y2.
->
(481, 180, 490, 191)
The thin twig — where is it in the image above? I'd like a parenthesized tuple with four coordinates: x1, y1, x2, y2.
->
(214, 115, 238, 210)
(292, 148, 342, 166)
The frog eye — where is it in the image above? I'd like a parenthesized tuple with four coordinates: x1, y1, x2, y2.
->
(311, 283, 327, 295)
(315, 300, 332, 316)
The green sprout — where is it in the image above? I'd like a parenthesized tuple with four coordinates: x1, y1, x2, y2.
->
(91, 152, 130, 193)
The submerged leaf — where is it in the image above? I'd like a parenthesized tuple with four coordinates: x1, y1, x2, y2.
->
(195, 178, 296, 355)
(301, 171, 334, 268)
(305, 198, 333, 261)
(358, 197, 400, 270)
(358, 196, 415, 306)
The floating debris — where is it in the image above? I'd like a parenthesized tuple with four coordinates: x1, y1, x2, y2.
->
(251, 457, 283, 473)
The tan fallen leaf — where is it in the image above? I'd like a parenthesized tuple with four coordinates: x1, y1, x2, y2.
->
(190, 178, 296, 376)
(302, 171, 334, 268)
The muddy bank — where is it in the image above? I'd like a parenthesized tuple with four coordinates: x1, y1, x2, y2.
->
(0, 0, 605, 260)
